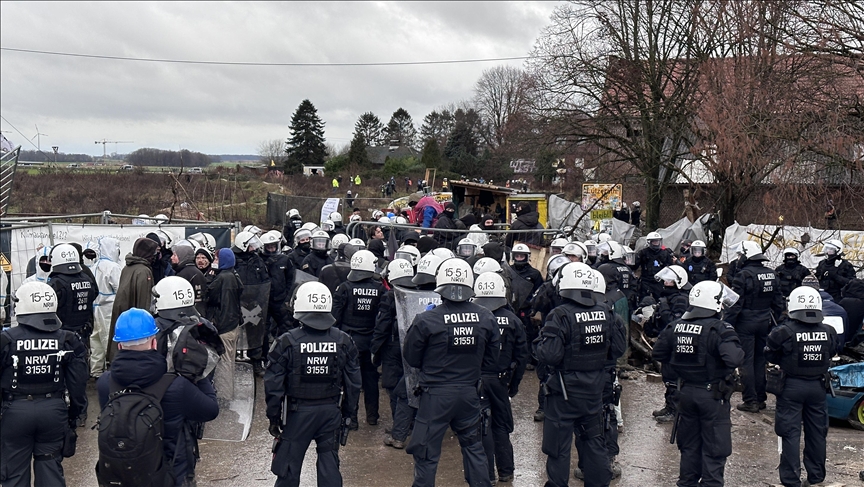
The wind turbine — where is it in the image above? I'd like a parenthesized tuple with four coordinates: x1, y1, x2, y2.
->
(31, 124, 47, 151)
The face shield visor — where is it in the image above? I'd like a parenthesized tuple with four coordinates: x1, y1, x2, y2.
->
(691, 245, 705, 258)
(585, 242, 597, 258)
(655, 267, 683, 286)
(241, 235, 262, 252)
(824, 243, 840, 256)
(648, 238, 662, 249)
(624, 249, 636, 266)
(719, 284, 740, 309)
(311, 236, 331, 251)
(456, 243, 476, 258)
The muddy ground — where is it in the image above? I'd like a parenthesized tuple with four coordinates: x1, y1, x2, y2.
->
(63, 370, 863, 487)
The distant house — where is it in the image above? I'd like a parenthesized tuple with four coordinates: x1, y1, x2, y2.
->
(366, 144, 418, 165)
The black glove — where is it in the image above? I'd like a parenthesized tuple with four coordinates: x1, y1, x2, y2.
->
(371, 352, 381, 367)
(508, 384, 519, 398)
(268, 422, 282, 438)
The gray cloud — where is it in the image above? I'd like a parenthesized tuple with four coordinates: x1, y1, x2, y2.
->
(1, 1, 559, 155)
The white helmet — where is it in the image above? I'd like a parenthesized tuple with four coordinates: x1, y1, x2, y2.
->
(133, 214, 151, 225)
(292, 281, 335, 330)
(294, 229, 312, 246)
(646, 232, 662, 248)
(348, 238, 366, 249)
(152, 276, 198, 320)
(243, 225, 263, 236)
(260, 230, 282, 246)
(395, 245, 421, 266)
(188, 232, 216, 254)
(823, 239, 843, 257)
(349, 214, 362, 222)
(456, 238, 477, 259)
(372, 210, 384, 220)
(598, 240, 625, 262)
(301, 222, 319, 232)
(378, 216, 391, 224)
(782, 247, 800, 258)
(690, 240, 707, 258)
(740, 240, 767, 261)
(14, 281, 61, 331)
(320, 220, 334, 233)
(597, 232, 611, 243)
(396, 216, 407, 225)
(584, 240, 597, 258)
(682, 280, 740, 319)
(655, 265, 691, 290)
(234, 231, 262, 252)
(311, 230, 331, 251)
(512, 243, 531, 264)
(386, 259, 416, 288)
(558, 262, 597, 306)
(413, 254, 445, 286)
(591, 269, 606, 294)
(472, 272, 507, 310)
(435, 258, 475, 302)
(787, 286, 823, 323)
(153, 229, 174, 249)
(563, 242, 586, 261)
(287, 208, 300, 219)
(546, 254, 570, 279)
(50, 243, 82, 274)
(623, 245, 636, 266)
(550, 238, 568, 255)
(153, 214, 169, 223)
(473, 257, 502, 275)
(330, 212, 343, 224)
(331, 233, 350, 249)
(348, 249, 376, 281)
(430, 247, 455, 260)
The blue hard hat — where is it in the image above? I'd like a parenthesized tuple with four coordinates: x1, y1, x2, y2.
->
(113, 308, 159, 342)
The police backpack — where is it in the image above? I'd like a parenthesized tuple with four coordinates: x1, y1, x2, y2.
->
(95, 374, 177, 487)
(158, 316, 225, 383)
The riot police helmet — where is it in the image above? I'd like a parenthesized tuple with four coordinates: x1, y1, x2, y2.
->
(557, 262, 597, 306)
(14, 281, 62, 331)
(823, 239, 843, 257)
(50, 243, 82, 275)
(348, 249, 376, 282)
(234, 231, 262, 252)
(563, 242, 587, 262)
(472, 272, 507, 311)
(434, 258, 475, 302)
(430, 247, 455, 260)
(385, 259, 416, 288)
(152, 276, 199, 321)
(292, 281, 336, 330)
(787, 286, 823, 324)
(456, 238, 477, 259)
(413, 254, 445, 286)
(330, 212, 343, 224)
(546, 254, 570, 280)
(394, 245, 421, 267)
(690, 240, 707, 258)
(310, 230, 331, 251)
(473, 257, 502, 276)
(739, 240, 767, 261)
(294, 229, 312, 247)
(550, 238, 568, 255)
(655, 265, 691, 290)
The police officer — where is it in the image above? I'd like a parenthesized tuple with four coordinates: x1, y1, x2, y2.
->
(724, 241, 784, 413)
(775, 248, 810, 298)
(535, 262, 625, 487)
(283, 209, 303, 247)
(683, 240, 717, 285)
(287, 229, 312, 272)
(261, 230, 295, 338)
(765, 286, 838, 487)
(264, 281, 361, 487)
(470, 272, 528, 484)
(403, 258, 500, 487)
(48, 243, 98, 349)
(371, 259, 417, 449)
(635, 232, 674, 301)
(320, 242, 357, 296)
(1, 282, 88, 487)
(510, 243, 542, 354)
(651, 265, 693, 423)
(332, 250, 386, 427)
(301, 230, 334, 278)
(652, 280, 744, 486)
(815, 239, 856, 302)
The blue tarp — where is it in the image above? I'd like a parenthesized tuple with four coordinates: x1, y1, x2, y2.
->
(831, 362, 864, 388)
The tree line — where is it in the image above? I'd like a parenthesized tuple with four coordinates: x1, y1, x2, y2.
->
(272, 0, 862, 231)
(127, 148, 213, 167)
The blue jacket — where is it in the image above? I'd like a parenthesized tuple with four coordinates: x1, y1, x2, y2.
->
(97, 349, 219, 485)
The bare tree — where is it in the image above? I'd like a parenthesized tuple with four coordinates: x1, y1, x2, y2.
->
(257, 139, 285, 164)
(473, 66, 535, 150)
(528, 0, 717, 229)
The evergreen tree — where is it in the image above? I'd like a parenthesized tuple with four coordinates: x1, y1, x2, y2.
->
(420, 110, 454, 147)
(444, 108, 482, 176)
(533, 149, 558, 184)
(354, 112, 385, 146)
(285, 99, 327, 174)
(347, 132, 371, 167)
(384, 108, 417, 149)
(419, 138, 443, 170)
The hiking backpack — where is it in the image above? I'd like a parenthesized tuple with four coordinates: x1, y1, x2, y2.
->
(95, 374, 177, 487)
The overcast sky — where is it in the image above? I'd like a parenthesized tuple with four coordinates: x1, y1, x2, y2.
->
(0, 2, 559, 157)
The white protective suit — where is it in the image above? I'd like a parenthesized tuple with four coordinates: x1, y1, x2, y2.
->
(466, 224, 490, 248)
(87, 237, 122, 376)
(22, 246, 52, 285)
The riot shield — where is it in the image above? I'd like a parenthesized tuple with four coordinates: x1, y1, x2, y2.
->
(202, 362, 255, 441)
(393, 286, 441, 408)
(236, 281, 271, 351)
(510, 268, 535, 311)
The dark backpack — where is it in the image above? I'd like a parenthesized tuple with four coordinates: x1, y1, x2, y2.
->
(158, 316, 225, 383)
(95, 374, 177, 487)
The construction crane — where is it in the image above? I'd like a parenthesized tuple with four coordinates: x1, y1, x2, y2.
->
(94, 139, 133, 158)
